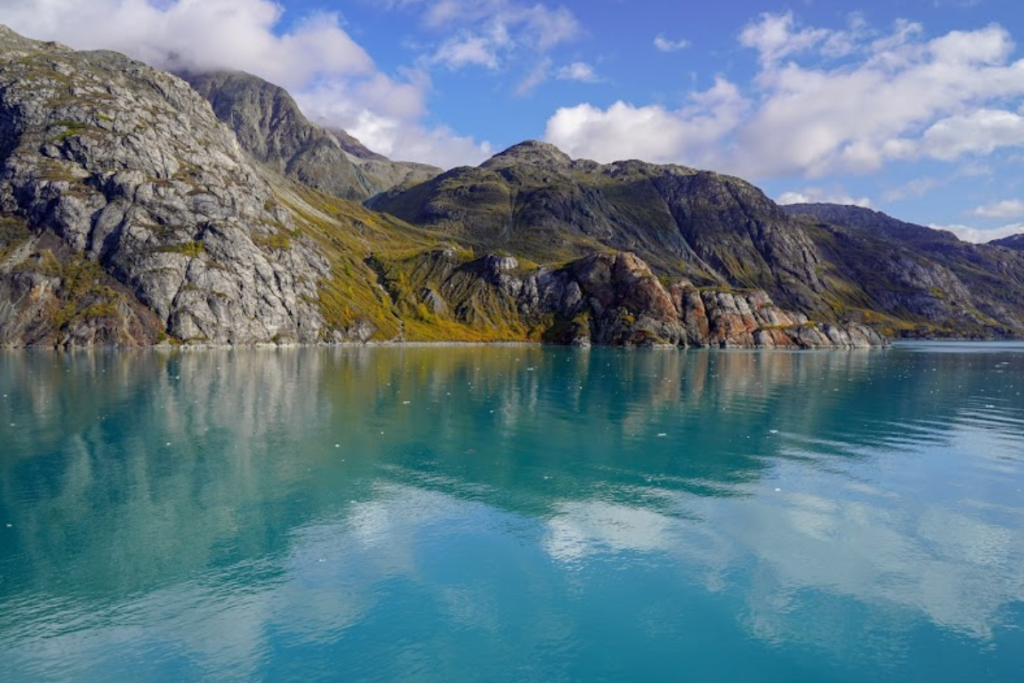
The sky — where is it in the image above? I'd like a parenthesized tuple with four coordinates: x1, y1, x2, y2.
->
(1, 0, 1023, 242)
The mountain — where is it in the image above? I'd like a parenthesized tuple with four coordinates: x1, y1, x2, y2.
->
(991, 234, 1024, 251)
(0, 24, 968, 349)
(781, 204, 1024, 337)
(370, 141, 858, 315)
(0, 27, 331, 345)
(373, 144, 1024, 338)
(180, 70, 440, 201)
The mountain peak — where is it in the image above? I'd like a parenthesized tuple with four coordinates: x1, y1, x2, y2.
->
(0, 24, 55, 53)
(991, 233, 1024, 250)
(482, 140, 573, 169)
(180, 69, 440, 201)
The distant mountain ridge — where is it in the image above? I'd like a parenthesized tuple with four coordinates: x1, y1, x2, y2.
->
(780, 203, 1024, 336)
(180, 70, 441, 202)
(991, 233, 1024, 251)
(1, 24, 1021, 346)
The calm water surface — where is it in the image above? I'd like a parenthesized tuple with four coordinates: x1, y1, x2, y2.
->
(1, 343, 1023, 682)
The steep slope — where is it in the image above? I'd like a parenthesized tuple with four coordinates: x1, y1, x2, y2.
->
(327, 126, 387, 161)
(375, 142, 1024, 338)
(367, 248, 884, 348)
(783, 204, 1024, 337)
(0, 28, 333, 345)
(991, 234, 1024, 251)
(181, 71, 440, 201)
(371, 141, 835, 314)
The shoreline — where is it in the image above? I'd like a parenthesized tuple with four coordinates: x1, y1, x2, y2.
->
(3, 340, 898, 352)
(8, 338, 1024, 353)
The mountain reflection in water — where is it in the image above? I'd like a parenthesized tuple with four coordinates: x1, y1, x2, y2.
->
(1, 345, 1022, 683)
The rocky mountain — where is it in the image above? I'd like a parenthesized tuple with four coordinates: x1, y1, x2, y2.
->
(991, 233, 1024, 251)
(371, 141, 851, 315)
(0, 25, 929, 349)
(374, 143, 1024, 339)
(782, 204, 1024, 337)
(368, 248, 884, 348)
(0, 26, 334, 346)
(181, 70, 440, 202)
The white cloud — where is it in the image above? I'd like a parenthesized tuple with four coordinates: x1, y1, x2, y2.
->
(512, 60, 599, 98)
(739, 11, 833, 65)
(513, 58, 552, 96)
(0, 0, 491, 168)
(414, 0, 580, 73)
(918, 110, 1024, 161)
(883, 177, 941, 202)
(299, 84, 493, 168)
(432, 31, 506, 70)
(545, 15, 1024, 180)
(956, 162, 994, 177)
(777, 188, 873, 208)
(556, 62, 600, 83)
(654, 34, 690, 53)
(545, 77, 749, 166)
(929, 223, 1024, 243)
(0, 0, 374, 87)
(970, 199, 1024, 219)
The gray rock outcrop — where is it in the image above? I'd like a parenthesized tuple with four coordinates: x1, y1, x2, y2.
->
(0, 27, 329, 345)
(373, 249, 886, 348)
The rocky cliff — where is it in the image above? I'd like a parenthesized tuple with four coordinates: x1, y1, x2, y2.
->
(371, 141, 848, 316)
(368, 248, 884, 348)
(0, 27, 330, 346)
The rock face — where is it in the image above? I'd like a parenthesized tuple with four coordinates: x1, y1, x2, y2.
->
(0, 221, 162, 346)
(533, 253, 882, 348)
(181, 71, 441, 201)
(783, 203, 1024, 337)
(0, 27, 329, 345)
(371, 249, 885, 348)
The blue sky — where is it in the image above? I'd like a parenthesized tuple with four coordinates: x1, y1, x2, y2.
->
(2, 0, 1024, 241)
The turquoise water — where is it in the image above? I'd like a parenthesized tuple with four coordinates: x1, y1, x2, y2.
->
(1, 344, 1023, 683)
